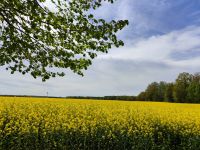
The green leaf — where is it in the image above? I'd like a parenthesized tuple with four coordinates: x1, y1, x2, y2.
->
(0, 0, 128, 81)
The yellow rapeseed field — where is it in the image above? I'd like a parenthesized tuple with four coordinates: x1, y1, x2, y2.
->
(0, 97, 200, 149)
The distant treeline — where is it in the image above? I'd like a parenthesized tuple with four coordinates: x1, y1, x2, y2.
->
(137, 72, 200, 103)
(0, 95, 137, 101)
(67, 72, 200, 103)
(0, 95, 63, 99)
(66, 96, 137, 101)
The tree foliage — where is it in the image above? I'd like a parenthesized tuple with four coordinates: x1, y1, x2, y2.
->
(145, 82, 160, 101)
(142, 81, 167, 102)
(187, 73, 200, 103)
(137, 72, 200, 103)
(173, 72, 192, 103)
(0, 0, 128, 81)
(164, 83, 174, 102)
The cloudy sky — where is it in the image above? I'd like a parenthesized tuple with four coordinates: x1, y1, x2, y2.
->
(1, 0, 200, 97)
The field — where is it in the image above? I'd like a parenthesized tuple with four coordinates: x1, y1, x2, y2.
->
(0, 97, 200, 149)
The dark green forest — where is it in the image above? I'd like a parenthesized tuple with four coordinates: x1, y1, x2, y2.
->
(137, 72, 200, 103)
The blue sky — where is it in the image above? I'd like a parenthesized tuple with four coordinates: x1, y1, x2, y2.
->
(0, 0, 200, 96)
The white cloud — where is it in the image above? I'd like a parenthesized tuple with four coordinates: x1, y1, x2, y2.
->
(100, 26, 200, 68)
